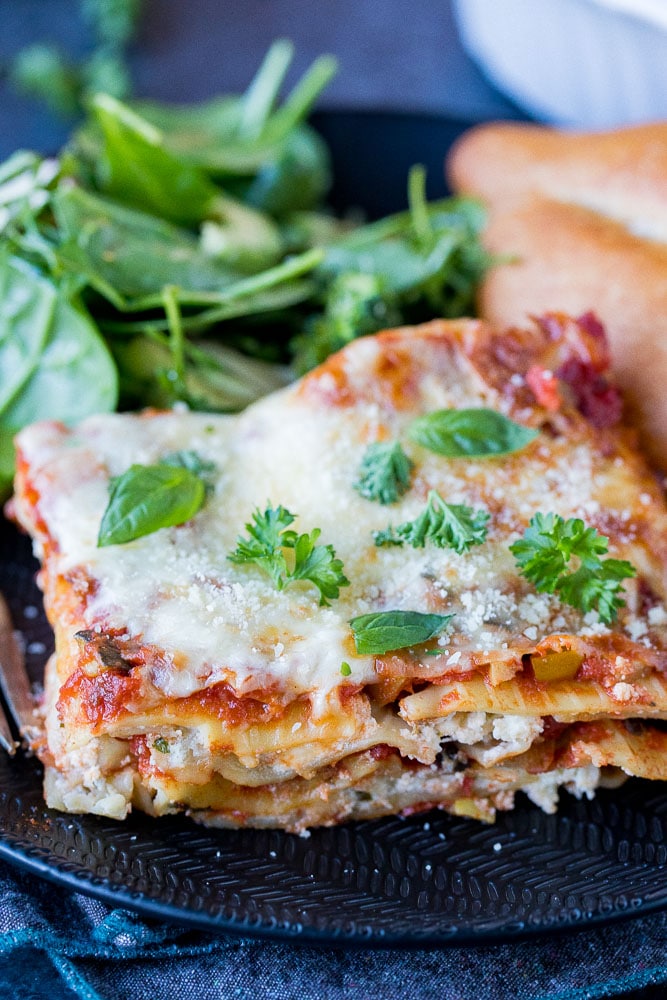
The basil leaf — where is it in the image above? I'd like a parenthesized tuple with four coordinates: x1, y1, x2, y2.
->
(409, 408, 538, 458)
(98, 463, 206, 546)
(349, 610, 453, 655)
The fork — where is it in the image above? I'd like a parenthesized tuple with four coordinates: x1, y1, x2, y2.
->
(0, 591, 40, 754)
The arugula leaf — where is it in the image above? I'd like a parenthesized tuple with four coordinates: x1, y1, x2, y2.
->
(97, 462, 206, 546)
(291, 191, 490, 374)
(228, 504, 349, 605)
(292, 271, 400, 374)
(409, 408, 539, 458)
(509, 512, 637, 625)
(354, 441, 413, 505)
(374, 490, 489, 554)
(349, 610, 453, 655)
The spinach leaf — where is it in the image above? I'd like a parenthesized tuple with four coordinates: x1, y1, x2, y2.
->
(409, 408, 539, 458)
(10, 0, 141, 118)
(238, 127, 332, 217)
(0, 152, 59, 229)
(349, 610, 453, 655)
(0, 254, 117, 496)
(292, 185, 491, 372)
(89, 92, 220, 225)
(88, 94, 284, 269)
(110, 334, 290, 411)
(292, 271, 401, 373)
(97, 462, 206, 546)
(121, 95, 256, 171)
(0, 253, 56, 415)
(320, 231, 459, 297)
(53, 185, 241, 302)
(104, 43, 335, 219)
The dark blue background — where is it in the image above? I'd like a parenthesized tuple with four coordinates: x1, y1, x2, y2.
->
(0, 0, 523, 159)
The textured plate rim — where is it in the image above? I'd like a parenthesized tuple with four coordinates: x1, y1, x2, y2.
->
(1, 806, 665, 949)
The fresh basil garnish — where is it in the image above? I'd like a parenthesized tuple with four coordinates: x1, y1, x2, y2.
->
(349, 610, 453, 655)
(409, 408, 538, 458)
(97, 462, 206, 546)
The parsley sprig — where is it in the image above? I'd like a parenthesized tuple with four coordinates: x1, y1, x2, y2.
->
(354, 441, 413, 505)
(374, 490, 489, 554)
(228, 504, 349, 605)
(509, 513, 636, 625)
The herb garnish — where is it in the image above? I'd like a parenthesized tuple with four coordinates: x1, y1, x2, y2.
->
(374, 490, 489, 553)
(161, 449, 217, 493)
(340, 661, 352, 676)
(97, 459, 208, 546)
(354, 441, 413, 505)
(228, 504, 349, 606)
(509, 512, 637, 625)
(153, 737, 170, 754)
(349, 610, 453, 655)
(409, 408, 538, 458)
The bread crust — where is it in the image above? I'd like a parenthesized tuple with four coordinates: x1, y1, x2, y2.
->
(447, 122, 667, 468)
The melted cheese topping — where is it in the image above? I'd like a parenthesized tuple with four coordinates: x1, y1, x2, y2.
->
(14, 320, 667, 721)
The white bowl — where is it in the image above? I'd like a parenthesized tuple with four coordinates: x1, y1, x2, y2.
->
(452, 0, 667, 128)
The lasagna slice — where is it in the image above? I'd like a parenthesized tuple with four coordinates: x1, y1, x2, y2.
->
(11, 315, 667, 831)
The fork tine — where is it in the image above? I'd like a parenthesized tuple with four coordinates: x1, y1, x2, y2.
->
(0, 592, 39, 747)
(0, 702, 17, 755)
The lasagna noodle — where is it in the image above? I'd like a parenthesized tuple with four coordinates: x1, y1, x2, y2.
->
(12, 315, 667, 830)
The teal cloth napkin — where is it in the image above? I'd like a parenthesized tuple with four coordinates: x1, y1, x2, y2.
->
(1, 860, 666, 1000)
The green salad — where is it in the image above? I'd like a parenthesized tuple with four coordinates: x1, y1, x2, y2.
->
(0, 40, 490, 496)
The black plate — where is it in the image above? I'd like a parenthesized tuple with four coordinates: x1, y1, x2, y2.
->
(2, 112, 667, 947)
(4, 504, 667, 947)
